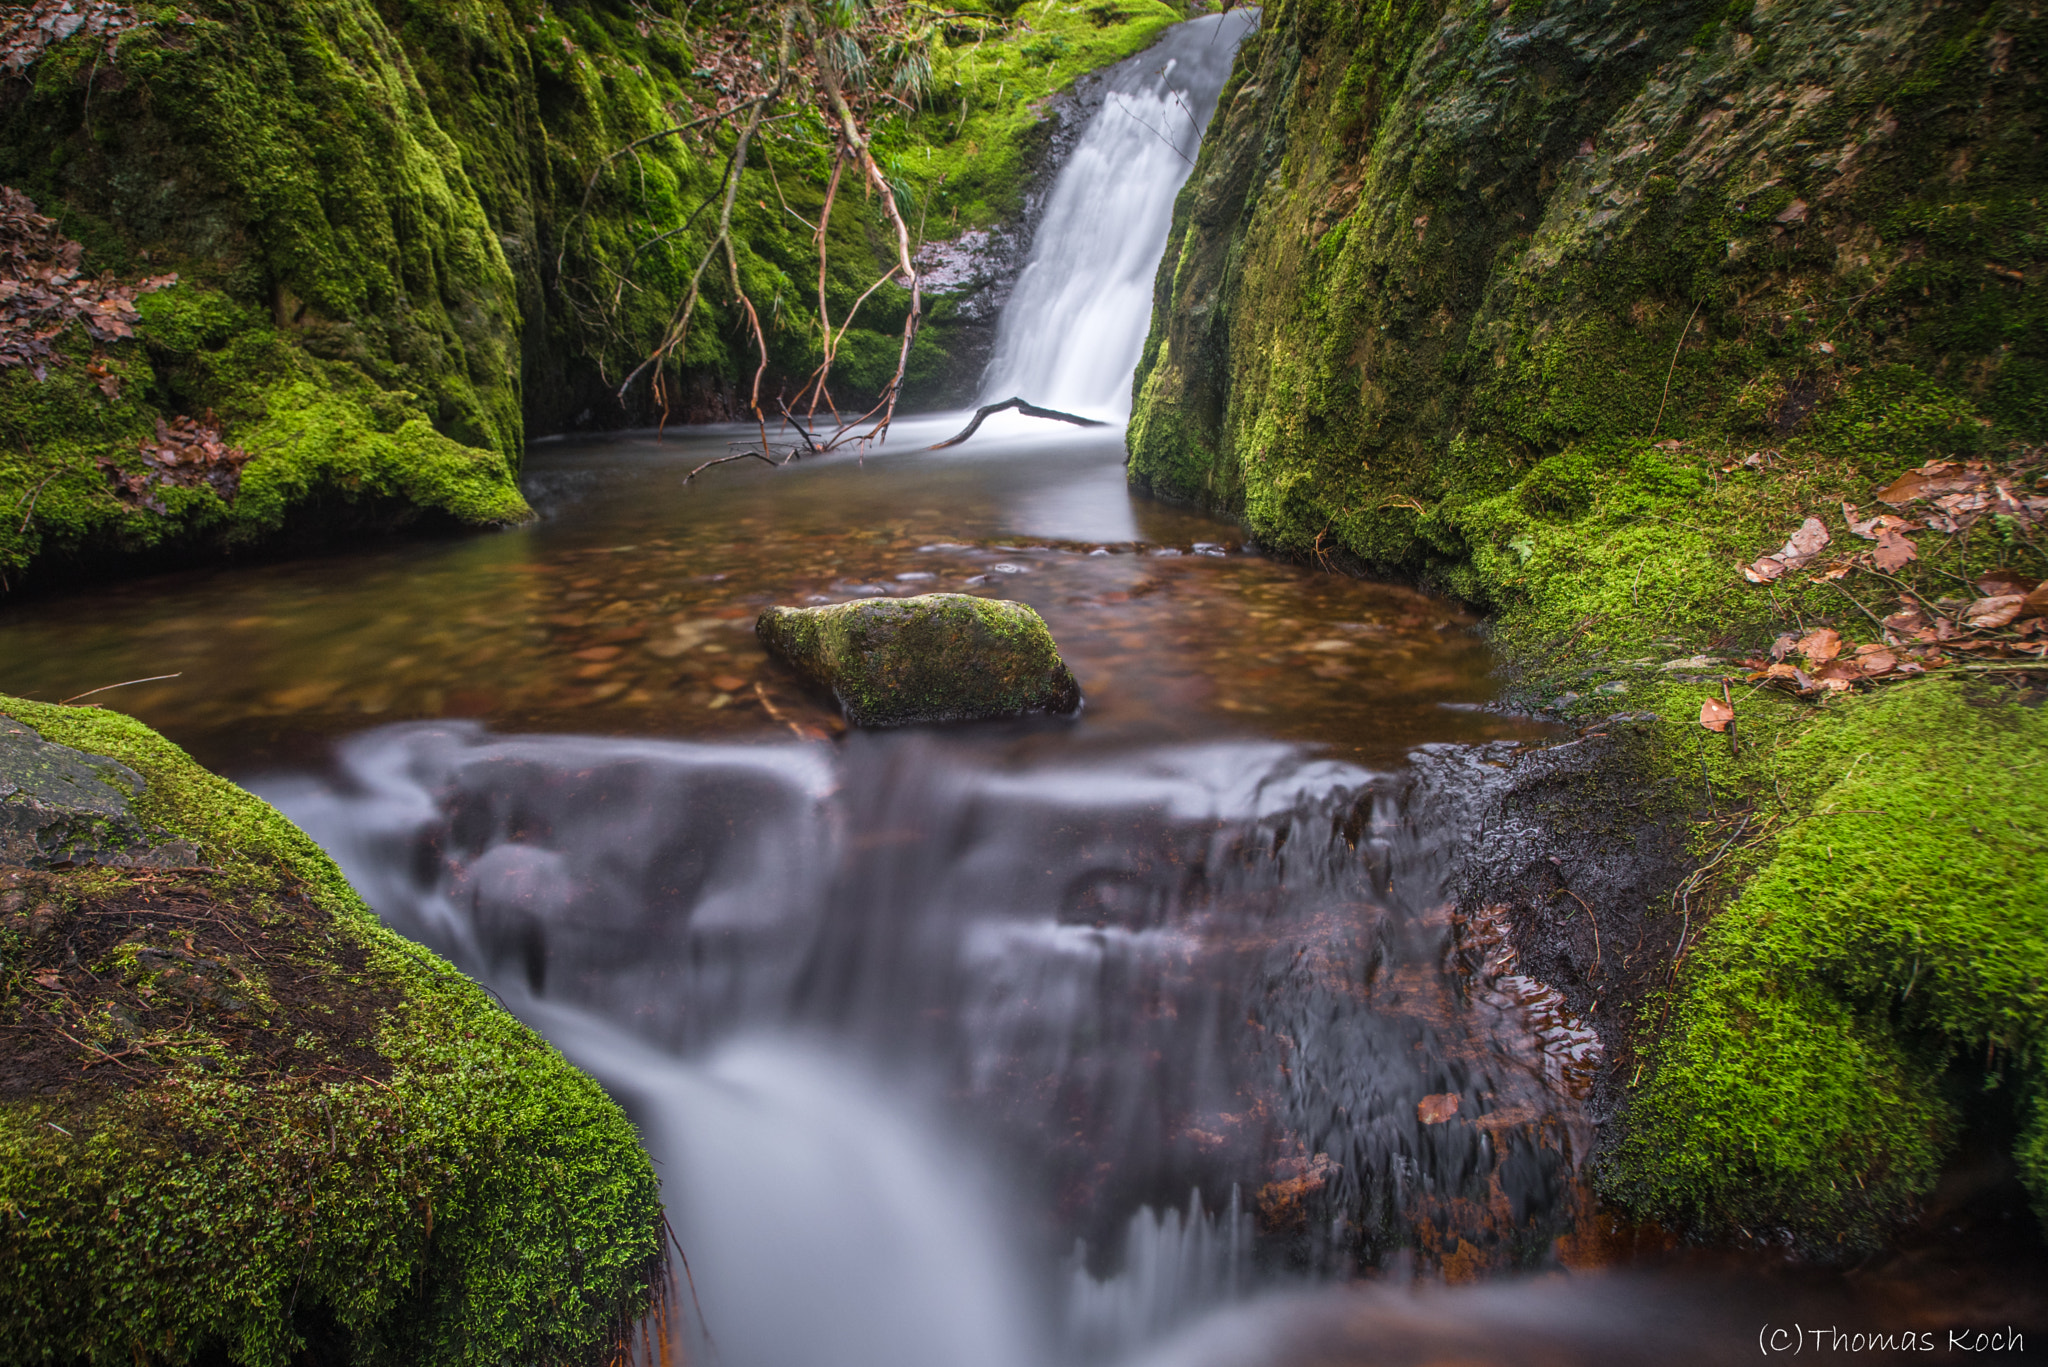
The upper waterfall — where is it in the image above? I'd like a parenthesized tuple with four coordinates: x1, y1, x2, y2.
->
(979, 12, 1256, 419)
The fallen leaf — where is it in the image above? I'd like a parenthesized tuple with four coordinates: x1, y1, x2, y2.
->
(1855, 649, 1899, 677)
(1417, 1093, 1460, 1125)
(1977, 568, 2036, 598)
(2021, 584, 2048, 621)
(710, 673, 749, 692)
(1963, 595, 2025, 630)
(1699, 697, 1734, 732)
(1881, 605, 1928, 633)
(1743, 557, 1789, 584)
(1795, 627, 1842, 664)
(1781, 516, 1830, 566)
(1874, 470, 1930, 506)
(1873, 527, 1918, 572)
(1769, 631, 1801, 662)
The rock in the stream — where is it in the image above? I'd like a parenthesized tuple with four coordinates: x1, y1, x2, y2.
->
(757, 593, 1081, 727)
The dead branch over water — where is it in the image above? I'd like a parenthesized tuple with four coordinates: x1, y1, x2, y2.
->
(929, 397, 1109, 449)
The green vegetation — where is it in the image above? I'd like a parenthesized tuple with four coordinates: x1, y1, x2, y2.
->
(0, 1, 1185, 592)
(0, 696, 666, 1364)
(757, 592, 1082, 725)
(1128, 0, 2048, 1249)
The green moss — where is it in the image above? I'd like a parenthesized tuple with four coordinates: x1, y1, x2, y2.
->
(899, 0, 1185, 230)
(0, 697, 665, 1365)
(1607, 681, 2048, 1246)
(757, 592, 1082, 726)
(1127, 0, 2048, 1247)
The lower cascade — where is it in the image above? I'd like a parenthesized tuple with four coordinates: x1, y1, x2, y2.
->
(262, 723, 1596, 1364)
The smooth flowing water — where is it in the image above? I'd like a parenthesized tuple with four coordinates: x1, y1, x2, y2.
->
(2, 14, 2039, 1364)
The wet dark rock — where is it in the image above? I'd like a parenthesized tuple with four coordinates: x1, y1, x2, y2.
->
(0, 714, 197, 867)
(757, 593, 1081, 727)
(1449, 713, 1694, 1133)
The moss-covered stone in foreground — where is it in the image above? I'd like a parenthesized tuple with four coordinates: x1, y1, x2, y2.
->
(758, 593, 1081, 727)
(0, 696, 664, 1366)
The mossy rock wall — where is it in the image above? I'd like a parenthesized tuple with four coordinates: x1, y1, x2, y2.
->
(0, 696, 666, 1365)
(1127, 0, 2048, 1252)
(1129, 0, 2045, 573)
(0, 1, 1187, 591)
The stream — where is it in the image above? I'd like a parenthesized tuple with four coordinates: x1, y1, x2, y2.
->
(1, 13, 2040, 1364)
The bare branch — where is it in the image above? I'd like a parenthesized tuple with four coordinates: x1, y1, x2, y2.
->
(928, 398, 1111, 450)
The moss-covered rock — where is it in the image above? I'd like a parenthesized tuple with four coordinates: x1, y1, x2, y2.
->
(0, 696, 665, 1365)
(757, 593, 1081, 727)
(1128, 0, 2048, 1252)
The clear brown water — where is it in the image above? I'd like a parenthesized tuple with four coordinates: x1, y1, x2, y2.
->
(0, 418, 1546, 773)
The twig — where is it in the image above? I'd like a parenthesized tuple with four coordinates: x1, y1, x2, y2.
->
(14, 470, 58, 537)
(1110, 96, 1192, 165)
(682, 450, 781, 484)
(928, 397, 1110, 449)
(59, 674, 182, 705)
(1720, 677, 1739, 759)
(1649, 299, 1704, 439)
(1822, 577, 1889, 633)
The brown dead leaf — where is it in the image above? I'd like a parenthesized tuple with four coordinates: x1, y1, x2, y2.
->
(1699, 697, 1734, 732)
(1417, 1093, 1460, 1125)
(1882, 605, 1928, 633)
(1842, 503, 1918, 540)
(1977, 568, 2037, 598)
(1742, 516, 1832, 583)
(1873, 527, 1918, 572)
(1769, 631, 1801, 662)
(2021, 583, 2048, 621)
(1855, 649, 1899, 677)
(1782, 516, 1830, 565)
(1964, 595, 2026, 630)
(1795, 627, 1842, 664)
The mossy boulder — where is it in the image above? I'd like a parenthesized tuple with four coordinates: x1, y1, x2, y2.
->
(757, 593, 1082, 727)
(0, 696, 665, 1366)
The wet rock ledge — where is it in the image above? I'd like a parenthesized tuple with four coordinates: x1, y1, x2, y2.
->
(0, 697, 664, 1363)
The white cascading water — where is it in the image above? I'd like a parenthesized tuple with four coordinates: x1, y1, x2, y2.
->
(979, 12, 1257, 418)
(245, 15, 1747, 1366)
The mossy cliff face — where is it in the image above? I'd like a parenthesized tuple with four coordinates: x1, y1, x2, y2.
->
(1132, 0, 2042, 563)
(0, 696, 665, 1365)
(1130, 0, 2048, 1252)
(0, 1, 1186, 592)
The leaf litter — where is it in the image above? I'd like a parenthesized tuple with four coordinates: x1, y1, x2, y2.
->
(1712, 449, 2048, 722)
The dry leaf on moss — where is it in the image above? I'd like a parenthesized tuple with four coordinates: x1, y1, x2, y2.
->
(1964, 596, 2026, 630)
(1795, 627, 1842, 664)
(1977, 568, 2037, 598)
(1873, 527, 1918, 572)
(1699, 698, 1734, 732)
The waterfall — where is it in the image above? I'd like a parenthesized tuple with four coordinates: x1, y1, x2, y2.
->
(979, 11, 1257, 418)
